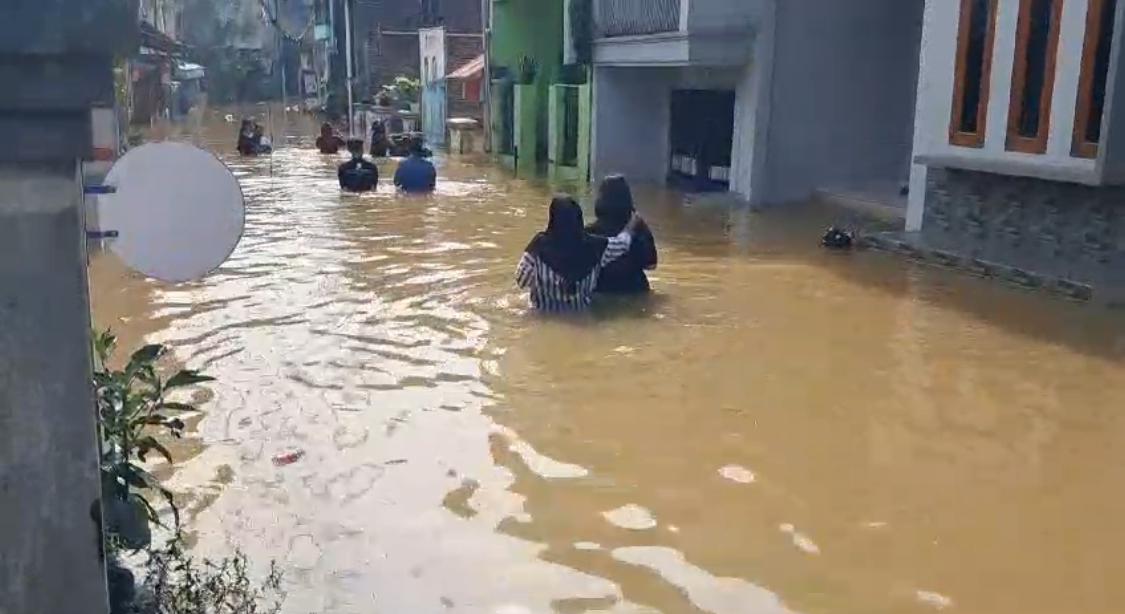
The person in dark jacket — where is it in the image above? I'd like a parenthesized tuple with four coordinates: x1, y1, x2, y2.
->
(585, 175, 658, 294)
(370, 120, 389, 157)
(338, 139, 378, 192)
(237, 119, 256, 155)
(393, 140, 437, 193)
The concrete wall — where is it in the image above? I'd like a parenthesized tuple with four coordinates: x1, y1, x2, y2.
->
(0, 164, 108, 614)
(756, 0, 924, 204)
(592, 66, 672, 182)
(729, 2, 773, 202)
(684, 0, 759, 32)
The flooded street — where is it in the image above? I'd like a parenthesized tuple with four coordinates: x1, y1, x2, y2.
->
(90, 112, 1125, 614)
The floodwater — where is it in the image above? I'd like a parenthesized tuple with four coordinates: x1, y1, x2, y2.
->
(90, 110, 1125, 614)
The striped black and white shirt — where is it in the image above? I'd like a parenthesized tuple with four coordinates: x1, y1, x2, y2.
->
(516, 232, 633, 313)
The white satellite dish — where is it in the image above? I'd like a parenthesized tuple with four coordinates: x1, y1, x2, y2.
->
(99, 142, 245, 283)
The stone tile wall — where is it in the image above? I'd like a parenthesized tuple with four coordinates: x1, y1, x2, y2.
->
(922, 168, 1125, 289)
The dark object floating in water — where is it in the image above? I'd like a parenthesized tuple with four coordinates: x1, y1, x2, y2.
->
(821, 227, 855, 249)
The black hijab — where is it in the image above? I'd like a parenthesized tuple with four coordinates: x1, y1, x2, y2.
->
(525, 196, 608, 288)
(589, 175, 636, 236)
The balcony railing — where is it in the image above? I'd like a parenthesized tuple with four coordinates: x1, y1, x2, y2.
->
(597, 0, 680, 38)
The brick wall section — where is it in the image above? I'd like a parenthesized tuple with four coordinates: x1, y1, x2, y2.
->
(446, 34, 483, 121)
(355, 0, 481, 98)
(923, 168, 1125, 287)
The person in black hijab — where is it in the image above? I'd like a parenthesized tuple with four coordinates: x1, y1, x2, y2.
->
(516, 195, 639, 312)
(237, 119, 256, 155)
(585, 175, 658, 294)
(337, 138, 379, 192)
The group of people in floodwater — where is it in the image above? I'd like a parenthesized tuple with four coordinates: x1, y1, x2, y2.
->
(315, 122, 436, 194)
(236, 119, 272, 156)
(517, 176, 659, 311)
(239, 118, 657, 312)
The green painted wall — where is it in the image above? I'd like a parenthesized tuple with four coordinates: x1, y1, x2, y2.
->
(490, 0, 565, 167)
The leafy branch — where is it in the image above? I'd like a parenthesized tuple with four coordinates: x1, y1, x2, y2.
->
(94, 330, 215, 551)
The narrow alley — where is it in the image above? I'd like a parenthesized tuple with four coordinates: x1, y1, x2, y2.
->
(87, 113, 1125, 614)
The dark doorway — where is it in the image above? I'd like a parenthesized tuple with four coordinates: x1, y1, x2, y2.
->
(668, 89, 735, 191)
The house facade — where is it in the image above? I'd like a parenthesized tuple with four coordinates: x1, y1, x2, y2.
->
(589, 0, 922, 203)
(488, 0, 592, 180)
(352, 0, 483, 101)
(590, 0, 1123, 291)
(908, 0, 1124, 291)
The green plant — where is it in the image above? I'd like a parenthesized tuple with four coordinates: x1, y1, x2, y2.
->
(516, 56, 539, 85)
(392, 75, 421, 101)
(136, 541, 284, 614)
(94, 330, 214, 551)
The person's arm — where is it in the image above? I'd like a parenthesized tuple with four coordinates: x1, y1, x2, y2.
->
(599, 214, 639, 267)
(516, 252, 537, 289)
(393, 165, 404, 188)
(636, 221, 658, 270)
(426, 164, 437, 190)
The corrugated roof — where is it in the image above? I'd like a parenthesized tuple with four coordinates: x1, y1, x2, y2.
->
(447, 54, 484, 80)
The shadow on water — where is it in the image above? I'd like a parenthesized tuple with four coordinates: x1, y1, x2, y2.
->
(617, 182, 1124, 363)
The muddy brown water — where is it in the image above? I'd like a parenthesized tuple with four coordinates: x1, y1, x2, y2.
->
(89, 110, 1125, 614)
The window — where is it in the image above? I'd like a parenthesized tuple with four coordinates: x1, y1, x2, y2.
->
(950, 0, 1000, 147)
(1006, 0, 1064, 153)
(1073, 0, 1118, 158)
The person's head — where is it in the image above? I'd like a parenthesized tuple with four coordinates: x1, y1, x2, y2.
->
(252, 123, 263, 137)
(409, 137, 426, 157)
(595, 174, 635, 230)
(321, 122, 334, 137)
(546, 195, 585, 243)
(346, 138, 365, 158)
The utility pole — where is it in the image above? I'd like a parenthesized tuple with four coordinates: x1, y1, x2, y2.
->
(276, 0, 287, 113)
(343, 0, 355, 136)
(0, 1, 136, 613)
(481, 0, 492, 152)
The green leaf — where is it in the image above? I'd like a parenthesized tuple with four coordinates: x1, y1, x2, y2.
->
(128, 344, 165, 368)
(136, 436, 174, 464)
(94, 329, 117, 364)
(165, 370, 215, 389)
(121, 463, 180, 528)
(159, 402, 196, 412)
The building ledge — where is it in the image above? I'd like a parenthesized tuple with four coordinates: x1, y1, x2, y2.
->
(593, 27, 754, 67)
(915, 153, 1100, 186)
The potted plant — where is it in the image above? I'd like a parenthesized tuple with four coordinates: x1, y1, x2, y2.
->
(516, 56, 539, 86)
(393, 76, 421, 113)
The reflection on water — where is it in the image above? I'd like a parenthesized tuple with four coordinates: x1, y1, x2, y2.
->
(89, 110, 1125, 614)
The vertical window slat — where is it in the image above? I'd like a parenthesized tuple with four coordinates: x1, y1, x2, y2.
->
(1006, 0, 1064, 154)
(950, 0, 1000, 148)
(1072, 0, 1118, 158)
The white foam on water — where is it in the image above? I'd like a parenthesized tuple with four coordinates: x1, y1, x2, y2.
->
(603, 504, 658, 530)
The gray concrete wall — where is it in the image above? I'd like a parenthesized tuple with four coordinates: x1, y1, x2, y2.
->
(592, 66, 672, 183)
(0, 164, 108, 614)
(761, 0, 924, 204)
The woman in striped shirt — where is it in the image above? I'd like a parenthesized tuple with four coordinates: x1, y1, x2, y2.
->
(516, 196, 639, 313)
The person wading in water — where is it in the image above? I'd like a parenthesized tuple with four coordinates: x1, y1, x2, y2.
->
(516, 196, 640, 313)
(337, 138, 379, 193)
(316, 123, 344, 154)
(586, 175, 658, 294)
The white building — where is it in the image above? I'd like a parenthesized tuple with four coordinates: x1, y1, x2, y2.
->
(592, 0, 1123, 289)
